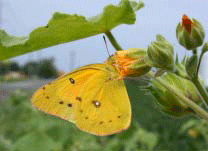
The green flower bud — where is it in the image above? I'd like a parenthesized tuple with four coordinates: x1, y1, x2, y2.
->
(150, 72, 203, 117)
(202, 42, 208, 54)
(147, 34, 174, 70)
(114, 48, 151, 77)
(176, 14, 205, 50)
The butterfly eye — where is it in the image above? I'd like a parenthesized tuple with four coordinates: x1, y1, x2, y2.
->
(92, 100, 101, 108)
(69, 78, 75, 84)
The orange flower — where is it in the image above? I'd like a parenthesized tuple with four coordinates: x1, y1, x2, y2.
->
(114, 49, 151, 78)
(181, 14, 192, 33)
(115, 50, 134, 77)
(105, 49, 151, 79)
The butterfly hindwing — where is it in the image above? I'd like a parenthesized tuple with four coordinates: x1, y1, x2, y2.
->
(74, 64, 131, 136)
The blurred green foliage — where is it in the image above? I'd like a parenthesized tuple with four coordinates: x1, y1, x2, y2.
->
(0, 58, 58, 80)
(22, 58, 58, 78)
(0, 62, 20, 75)
(0, 90, 158, 151)
(0, 87, 208, 150)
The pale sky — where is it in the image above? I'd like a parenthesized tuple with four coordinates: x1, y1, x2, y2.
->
(2, 0, 208, 84)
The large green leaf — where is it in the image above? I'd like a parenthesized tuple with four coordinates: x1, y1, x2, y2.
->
(0, 0, 144, 60)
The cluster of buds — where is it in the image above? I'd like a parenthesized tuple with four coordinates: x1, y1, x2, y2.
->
(147, 14, 207, 117)
(105, 14, 207, 118)
(150, 73, 203, 117)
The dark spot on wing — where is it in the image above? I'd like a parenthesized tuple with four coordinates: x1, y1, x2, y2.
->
(76, 96, 82, 102)
(69, 78, 75, 84)
(67, 103, 72, 107)
(46, 96, 50, 99)
(85, 117, 88, 119)
(118, 116, 121, 118)
(99, 121, 104, 124)
(109, 120, 112, 123)
(92, 100, 101, 108)
(80, 110, 83, 113)
(42, 86, 46, 90)
(59, 101, 64, 104)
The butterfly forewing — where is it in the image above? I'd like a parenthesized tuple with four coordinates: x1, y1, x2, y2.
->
(32, 65, 102, 123)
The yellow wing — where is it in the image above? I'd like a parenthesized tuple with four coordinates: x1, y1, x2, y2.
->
(32, 64, 104, 123)
(74, 64, 131, 136)
(32, 63, 131, 136)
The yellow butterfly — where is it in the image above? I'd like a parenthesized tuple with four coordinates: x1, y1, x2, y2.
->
(32, 55, 131, 136)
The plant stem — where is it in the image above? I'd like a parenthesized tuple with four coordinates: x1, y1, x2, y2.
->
(191, 47, 208, 106)
(189, 47, 208, 107)
(105, 31, 123, 51)
(155, 77, 208, 120)
(196, 51, 204, 78)
(192, 48, 197, 55)
(192, 78, 208, 105)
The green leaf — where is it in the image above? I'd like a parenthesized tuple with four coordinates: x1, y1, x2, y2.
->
(0, 30, 28, 47)
(0, 0, 144, 60)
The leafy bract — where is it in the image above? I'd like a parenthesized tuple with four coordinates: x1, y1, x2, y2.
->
(0, 0, 144, 60)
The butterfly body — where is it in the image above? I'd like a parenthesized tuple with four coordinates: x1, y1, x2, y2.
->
(32, 63, 131, 136)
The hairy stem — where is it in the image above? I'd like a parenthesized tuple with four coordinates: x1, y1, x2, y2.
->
(105, 31, 123, 51)
(196, 51, 204, 78)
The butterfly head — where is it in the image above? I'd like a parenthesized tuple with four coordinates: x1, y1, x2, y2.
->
(105, 54, 117, 65)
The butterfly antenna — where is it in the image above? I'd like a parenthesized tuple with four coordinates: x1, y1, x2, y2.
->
(103, 35, 111, 57)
